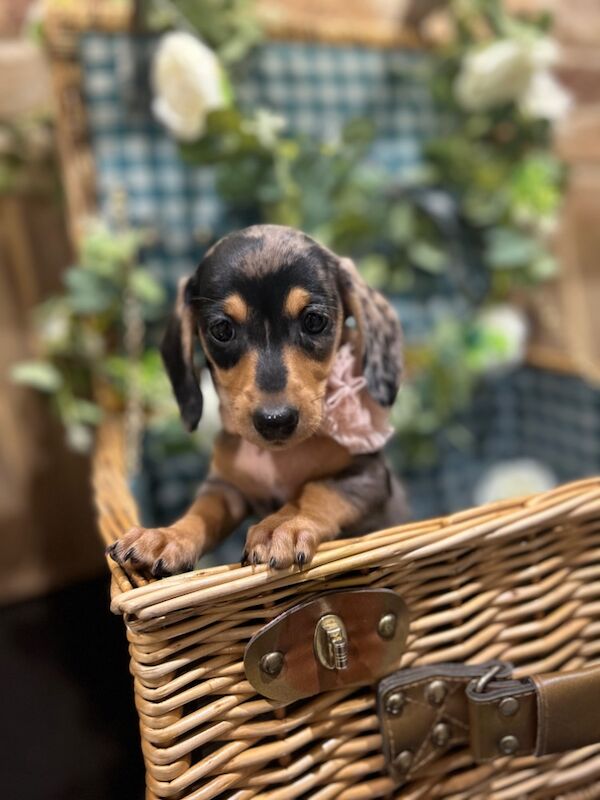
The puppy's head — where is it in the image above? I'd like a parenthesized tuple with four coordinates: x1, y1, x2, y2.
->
(161, 225, 402, 449)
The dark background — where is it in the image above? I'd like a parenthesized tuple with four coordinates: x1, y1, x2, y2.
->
(0, 578, 144, 799)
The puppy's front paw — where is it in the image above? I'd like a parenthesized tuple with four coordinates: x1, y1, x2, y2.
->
(107, 524, 205, 577)
(243, 512, 327, 570)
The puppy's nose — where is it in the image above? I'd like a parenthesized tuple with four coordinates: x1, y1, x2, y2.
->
(253, 406, 299, 441)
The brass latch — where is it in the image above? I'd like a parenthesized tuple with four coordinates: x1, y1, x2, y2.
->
(244, 588, 409, 703)
(314, 614, 349, 670)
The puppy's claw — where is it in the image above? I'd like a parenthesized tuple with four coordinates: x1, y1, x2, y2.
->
(240, 550, 249, 566)
(106, 543, 117, 560)
(124, 547, 136, 562)
(269, 556, 278, 569)
(296, 551, 306, 567)
(151, 559, 169, 578)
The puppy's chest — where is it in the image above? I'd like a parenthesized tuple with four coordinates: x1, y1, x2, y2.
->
(221, 435, 351, 507)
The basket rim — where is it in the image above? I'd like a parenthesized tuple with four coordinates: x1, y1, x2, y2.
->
(94, 416, 600, 619)
(42, 0, 426, 50)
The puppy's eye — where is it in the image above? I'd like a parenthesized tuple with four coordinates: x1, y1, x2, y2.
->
(209, 318, 235, 343)
(302, 310, 328, 335)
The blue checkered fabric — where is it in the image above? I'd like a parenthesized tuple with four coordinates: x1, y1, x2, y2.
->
(80, 33, 439, 299)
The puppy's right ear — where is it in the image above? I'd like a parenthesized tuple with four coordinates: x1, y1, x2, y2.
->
(160, 276, 203, 432)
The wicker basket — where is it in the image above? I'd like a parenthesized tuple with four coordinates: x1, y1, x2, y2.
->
(96, 419, 600, 799)
(46, 5, 600, 792)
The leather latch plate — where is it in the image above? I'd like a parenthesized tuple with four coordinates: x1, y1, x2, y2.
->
(244, 588, 409, 703)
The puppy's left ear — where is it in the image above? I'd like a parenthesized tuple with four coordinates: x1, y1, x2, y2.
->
(336, 257, 403, 407)
(160, 276, 203, 432)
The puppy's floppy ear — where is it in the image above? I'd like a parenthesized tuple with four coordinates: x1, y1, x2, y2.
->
(337, 257, 403, 407)
(160, 276, 203, 432)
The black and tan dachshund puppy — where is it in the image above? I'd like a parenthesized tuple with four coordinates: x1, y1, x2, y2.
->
(108, 225, 406, 576)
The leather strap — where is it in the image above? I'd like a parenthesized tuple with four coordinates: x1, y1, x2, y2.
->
(378, 661, 600, 782)
(533, 668, 600, 756)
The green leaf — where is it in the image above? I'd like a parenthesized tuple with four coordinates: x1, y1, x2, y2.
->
(357, 254, 389, 289)
(80, 224, 141, 275)
(530, 252, 558, 280)
(388, 203, 415, 245)
(10, 360, 63, 392)
(66, 398, 103, 425)
(130, 269, 166, 307)
(408, 241, 447, 274)
(341, 118, 375, 147)
(486, 228, 539, 269)
(63, 268, 116, 314)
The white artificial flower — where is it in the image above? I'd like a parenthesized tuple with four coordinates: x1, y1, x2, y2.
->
(152, 31, 228, 142)
(39, 310, 69, 348)
(474, 303, 529, 373)
(66, 423, 93, 454)
(455, 39, 534, 111)
(531, 37, 559, 70)
(519, 68, 572, 121)
(474, 458, 557, 506)
(455, 36, 572, 122)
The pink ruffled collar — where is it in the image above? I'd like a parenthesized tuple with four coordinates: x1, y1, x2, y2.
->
(319, 343, 394, 454)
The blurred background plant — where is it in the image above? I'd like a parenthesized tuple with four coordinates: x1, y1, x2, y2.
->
(0, 116, 56, 194)
(10, 0, 568, 467)
(11, 220, 169, 452)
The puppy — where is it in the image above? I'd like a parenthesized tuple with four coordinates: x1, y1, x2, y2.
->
(108, 225, 406, 576)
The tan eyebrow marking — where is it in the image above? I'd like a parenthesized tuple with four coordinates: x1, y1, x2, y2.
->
(223, 293, 248, 323)
(284, 287, 311, 318)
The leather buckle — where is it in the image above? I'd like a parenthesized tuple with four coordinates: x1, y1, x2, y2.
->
(380, 660, 600, 780)
(378, 661, 514, 781)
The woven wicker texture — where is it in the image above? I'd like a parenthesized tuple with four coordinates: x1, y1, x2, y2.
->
(96, 419, 600, 799)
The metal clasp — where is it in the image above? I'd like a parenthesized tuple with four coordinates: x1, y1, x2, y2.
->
(244, 588, 409, 702)
(314, 613, 349, 670)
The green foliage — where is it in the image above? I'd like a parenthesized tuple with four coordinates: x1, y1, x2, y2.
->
(0, 117, 57, 195)
(11, 361, 63, 393)
(12, 221, 168, 452)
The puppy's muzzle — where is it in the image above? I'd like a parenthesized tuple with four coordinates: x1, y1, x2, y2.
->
(253, 406, 299, 442)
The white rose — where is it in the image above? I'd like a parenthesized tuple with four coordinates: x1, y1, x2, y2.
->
(531, 37, 559, 70)
(65, 423, 94, 454)
(152, 32, 228, 142)
(473, 304, 529, 373)
(474, 459, 556, 506)
(519, 69, 572, 121)
(455, 39, 534, 111)
(455, 36, 572, 123)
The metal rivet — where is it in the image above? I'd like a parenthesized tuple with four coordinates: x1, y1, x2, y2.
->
(499, 697, 519, 717)
(426, 679, 448, 706)
(385, 691, 406, 716)
(499, 735, 519, 755)
(378, 612, 397, 639)
(431, 722, 451, 748)
(395, 750, 413, 772)
(259, 651, 284, 677)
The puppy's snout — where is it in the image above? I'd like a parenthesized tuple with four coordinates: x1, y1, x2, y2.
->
(253, 406, 299, 441)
